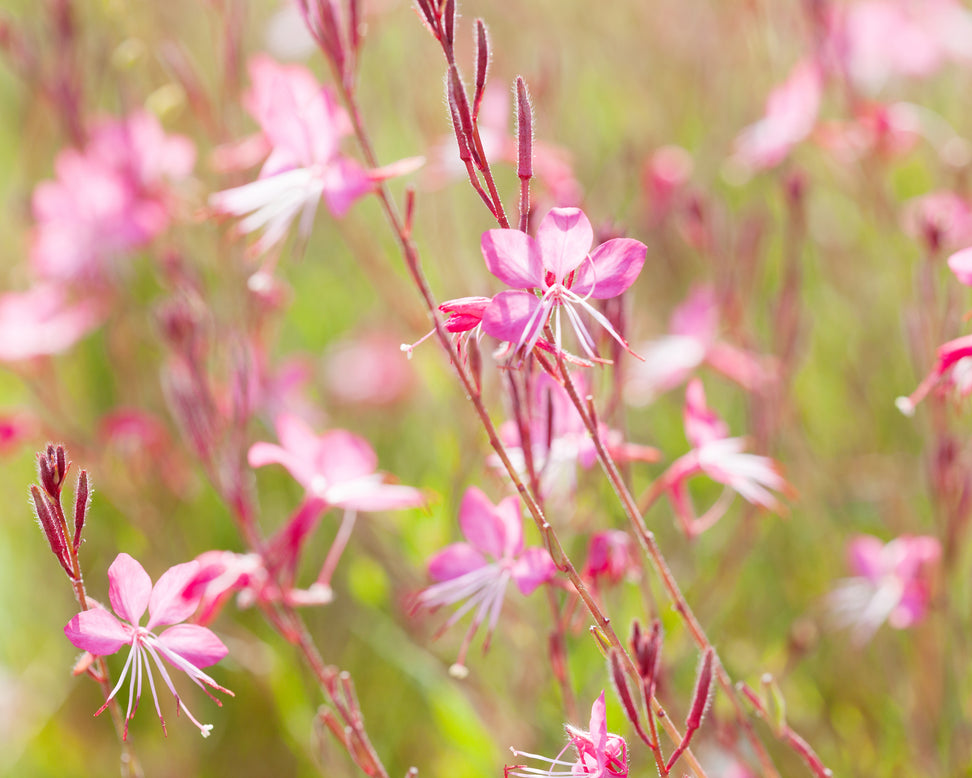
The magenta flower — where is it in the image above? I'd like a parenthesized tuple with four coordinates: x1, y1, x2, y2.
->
(210, 55, 421, 254)
(583, 530, 638, 590)
(731, 60, 822, 171)
(896, 330, 972, 414)
(663, 380, 789, 537)
(480, 207, 647, 360)
(414, 487, 556, 674)
(32, 111, 194, 283)
(63, 553, 232, 738)
(829, 534, 941, 644)
(626, 287, 774, 405)
(508, 691, 628, 778)
(0, 284, 104, 362)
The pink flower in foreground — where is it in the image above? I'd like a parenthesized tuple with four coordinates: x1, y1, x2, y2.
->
(663, 380, 789, 537)
(731, 60, 822, 171)
(481, 207, 647, 361)
(829, 534, 940, 644)
(507, 691, 628, 778)
(63, 553, 232, 738)
(414, 487, 556, 675)
(210, 55, 421, 254)
(32, 111, 194, 283)
(625, 287, 774, 404)
(0, 285, 104, 362)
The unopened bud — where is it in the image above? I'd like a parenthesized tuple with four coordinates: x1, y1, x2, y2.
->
(609, 650, 642, 732)
(473, 20, 489, 117)
(38, 444, 70, 499)
(515, 77, 533, 182)
(31, 485, 73, 578)
(443, 0, 455, 48)
(687, 649, 714, 730)
(73, 470, 89, 553)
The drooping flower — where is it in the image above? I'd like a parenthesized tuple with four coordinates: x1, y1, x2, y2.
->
(662, 380, 789, 537)
(829, 534, 940, 644)
(210, 55, 421, 254)
(508, 691, 628, 778)
(63, 553, 232, 738)
(32, 111, 194, 283)
(731, 60, 822, 171)
(480, 207, 647, 361)
(413, 487, 556, 675)
(625, 286, 774, 405)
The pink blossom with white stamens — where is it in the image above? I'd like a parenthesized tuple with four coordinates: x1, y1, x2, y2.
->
(829, 534, 940, 644)
(480, 207, 647, 361)
(507, 691, 628, 778)
(414, 487, 555, 675)
(63, 553, 232, 738)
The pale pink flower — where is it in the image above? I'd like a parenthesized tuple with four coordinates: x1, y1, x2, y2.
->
(414, 487, 556, 674)
(63, 553, 232, 738)
(902, 192, 972, 251)
(210, 55, 421, 254)
(642, 145, 693, 225)
(815, 102, 921, 164)
(732, 60, 822, 171)
(625, 286, 774, 405)
(325, 332, 415, 406)
(829, 534, 940, 644)
(508, 691, 628, 778)
(480, 207, 647, 360)
(32, 111, 194, 283)
(947, 245, 972, 285)
(583, 530, 638, 589)
(663, 380, 789, 537)
(248, 413, 423, 511)
(0, 285, 104, 362)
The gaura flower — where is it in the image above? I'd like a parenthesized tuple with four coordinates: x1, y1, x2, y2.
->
(507, 691, 628, 778)
(480, 207, 647, 361)
(662, 380, 789, 537)
(413, 487, 556, 675)
(829, 534, 940, 644)
(63, 553, 232, 738)
(210, 55, 421, 254)
(0, 284, 104, 362)
(896, 329, 972, 414)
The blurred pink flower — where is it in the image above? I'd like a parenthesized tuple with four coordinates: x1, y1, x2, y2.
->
(325, 332, 415, 406)
(481, 207, 647, 360)
(63, 553, 232, 738)
(0, 411, 35, 455)
(947, 245, 972, 285)
(583, 530, 638, 589)
(508, 691, 628, 778)
(732, 60, 822, 171)
(902, 191, 972, 252)
(642, 145, 693, 225)
(829, 534, 940, 643)
(32, 111, 194, 283)
(626, 286, 774, 404)
(414, 487, 556, 674)
(896, 330, 972, 413)
(663, 380, 789, 537)
(210, 55, 421, 254)
(0, 284, 104, 362)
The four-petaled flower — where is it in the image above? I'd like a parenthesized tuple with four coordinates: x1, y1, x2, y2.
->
(63, 553, 232, 738)
(414, 486, 556, 675)
(829, 534, 940, 645)
(507, 691, 628, 778)
(480, 207, 647, 361)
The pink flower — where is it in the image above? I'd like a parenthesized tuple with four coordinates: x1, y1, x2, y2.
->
(414, 487, 556, 674)
(325, 331, 415, 406)
(829, 534, 940, 644)
(480, 207, 647, 360)
(896, 330, 972, 413)
(583, 530, 638, 589)
(902, 192, 972, 252)
(32, 111, 194, 283)
(663, 380, 789, 537)
(248, 413, 424, 511)
(0, 284, 104, 362)
(732, 60, 822, 171)
(63, 553, 232, 738)
(210, 55, 421, 254)
(626, 287, 774, 404)
(508, 691, 628, 778)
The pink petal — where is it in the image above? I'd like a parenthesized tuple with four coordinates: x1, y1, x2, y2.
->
(571, 238, 647, 299)
(458, 487, 507, 559)
(481, 290, 545, 345)
(481, 229, 544, 289)
(847, 535, 887, 580)
(336, 484, 425, 512)
(670, 286, 719, 340)
(314, 430, 378, 484)
(536, 207, 593, 284)
(157, 623, 229, 668)
(322, 156, 374, 217)
(427, 542, 488, 582)
(511, 547, 556, 595)
(494, 496, 525, 558)
(948, 247, 972, 285)
(275, 413, 322, 462)
(64, 608, 131, 655)
(589, 691, 608, 751)
(147, 560, 202, 629)
(108, 552, 152, 625)
(247, 441, 312, 488)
